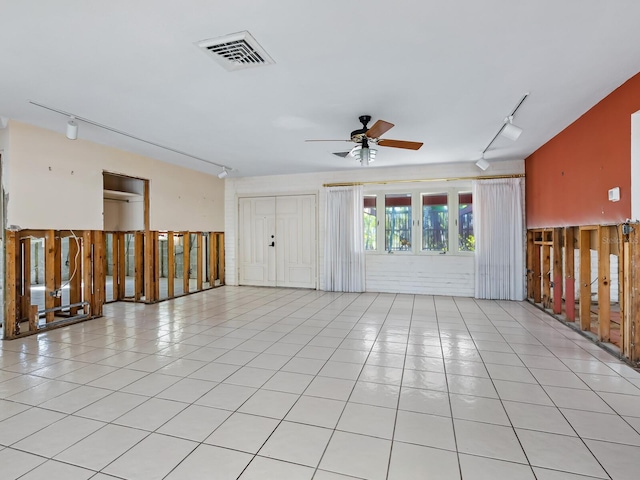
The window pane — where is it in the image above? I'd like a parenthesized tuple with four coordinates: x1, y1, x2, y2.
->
(385, 194, 412, 251)
(422, 193, 448, 252)
(459, 192, 474, 251)
(364, 195, 377, 251)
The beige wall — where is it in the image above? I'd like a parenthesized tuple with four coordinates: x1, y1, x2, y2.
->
(3, 121, 224, 231)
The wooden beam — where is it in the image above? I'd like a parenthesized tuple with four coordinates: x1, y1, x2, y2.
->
(93, 231, 105, 316)
(526, 231, 534, 299)
(154, 232, 160, 301)
(542, 244, 551, 309)
(21, 238, 31, 319)
(579, 228, 592, 332)
(623, 240, 631, 358)
(564, 227, 576, 321)
(552, 228, 563, 314)
(597, 226, 611, 343)
(54, 234, 62, 309)
(117, 232, 126, 299)
(134, 231, 144, 301)
(196, 232, 203, 291)
(4, 230, 18, 338)
(210, 232, 218, 285)
(167, 232, 175, 298)
(618, 225, 625, 352)
(44, 230, 56, 323)
(629, 223, 640, 362)
(533, 244, 541, 303)
(83, 231, 93, 317)
(218, 233, 225, 285)
(68, 235, 81, 314)
(29, 305, 39, 333)
(183, 232, 190, 294)
(144, 230, 155, 302)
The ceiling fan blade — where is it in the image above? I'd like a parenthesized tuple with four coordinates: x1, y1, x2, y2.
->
(366, 120, 394, 139)
(332, 151, 351, 158)
(377, 139, 423, 150)
(305, 139, 352, 142)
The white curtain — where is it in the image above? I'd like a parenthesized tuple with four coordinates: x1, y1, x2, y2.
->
(473, 178, 525, 300)
(324, 185, 365, 292)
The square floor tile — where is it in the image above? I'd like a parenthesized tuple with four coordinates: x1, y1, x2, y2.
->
(87, 368, 148, 390)
(350, 381, 400, 408)
(503, 401, 575, 436)
(74, 391, 147, 422)
(0, 448, 47, 479)
(402, 370, 448, 391)
(459, 453, 535, 480)
(450, 394, 510, 426)
(238, 389, 299, 419)
(399, 386, 451, 417)
(164, 444, 252, 480)
(281, 357, 326, 375)
(13, 414, 104, 457)
(543, 386, 615, 414)
(561, 408, 640, 446)
(223, 366, 276, 388)
(261, 371, 314, 394)
(447, 374, 498, 398)
(55, 424, 148, 470)
(239, 456, 314, 479)
(259, 421, 332, 467)
(157, 358, 208, 377)
(17, 460, 94, 480)
(103, 433, 197, 480)
(533, 467, 606, 480)
(155, 377, 218, 403)
(285, 395, 345, 428)
(584, 439, 640, 480)
(337, 403, 396, 439)
(188, 362, 240, 382)
(454, 419, 527, 463)
(304, 376, 355, 401)
(195, 383, 257, 410)
(320, 431, 391, 480)
(493, 380, 554, 406)
(388, 441, 460, 480)
(0, 407, 66, 445)
(320, 361, 364, 380)
(516, 429, 607, 478)
(360, 365, 404, 386)
(113, 397, 187, 431)
(120, 373, 181, 396)
(394, 410, 456, 450)
(39, 385, 112, 413)
(204, 412, 279, 453)
(157, 405, 231, 441)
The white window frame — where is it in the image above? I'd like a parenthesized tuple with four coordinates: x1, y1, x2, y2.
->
(363, 186, 474, 257)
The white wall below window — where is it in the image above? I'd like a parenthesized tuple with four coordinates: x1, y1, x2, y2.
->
(226, 159, 524, 297)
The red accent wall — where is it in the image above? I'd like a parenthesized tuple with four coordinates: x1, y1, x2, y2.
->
(526, 72, 640, 228)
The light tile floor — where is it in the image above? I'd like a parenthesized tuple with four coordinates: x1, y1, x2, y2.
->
(1, 287, 640, 479)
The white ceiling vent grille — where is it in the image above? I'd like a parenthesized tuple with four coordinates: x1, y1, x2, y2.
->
(197, 31, 274, 71)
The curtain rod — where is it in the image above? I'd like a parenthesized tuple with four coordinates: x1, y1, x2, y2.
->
(323, 173, 525, 188)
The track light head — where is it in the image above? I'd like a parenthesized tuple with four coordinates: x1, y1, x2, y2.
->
(0, 116, 8, 129)
(66, 117, 78, 140)
(475, 157, 490, 171)
(217, 168, 228, 179)
(500, 115, 523, 141)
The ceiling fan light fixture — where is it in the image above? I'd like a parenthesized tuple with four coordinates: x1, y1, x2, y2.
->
(66, 116, 78, 140)
(500, 115, 523, 141)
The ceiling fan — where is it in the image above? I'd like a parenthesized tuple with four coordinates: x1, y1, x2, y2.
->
(306, 115, 423, 165)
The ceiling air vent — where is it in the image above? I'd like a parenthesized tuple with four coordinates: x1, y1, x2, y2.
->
(196, 31, 274, 71)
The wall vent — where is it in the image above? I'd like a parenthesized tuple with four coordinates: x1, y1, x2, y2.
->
(196, 31, 274, 71)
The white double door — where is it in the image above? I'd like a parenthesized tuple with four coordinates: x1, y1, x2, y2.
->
(239, 195, 316, 288)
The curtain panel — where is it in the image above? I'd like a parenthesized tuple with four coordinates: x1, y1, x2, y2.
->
(473, 178, 525, 300)
(324, 185, 365, 292)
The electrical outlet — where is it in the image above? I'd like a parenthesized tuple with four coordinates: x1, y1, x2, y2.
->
(49, 289, 62, 298)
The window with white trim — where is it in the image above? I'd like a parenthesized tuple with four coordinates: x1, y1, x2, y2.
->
(362, 187, 474, 255)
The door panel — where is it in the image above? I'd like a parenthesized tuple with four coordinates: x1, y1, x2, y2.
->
(239, 197, 276, 286)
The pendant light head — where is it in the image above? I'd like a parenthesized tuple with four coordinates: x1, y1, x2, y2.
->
(66, 116, 78, 140)
(500, 115, 523, 142)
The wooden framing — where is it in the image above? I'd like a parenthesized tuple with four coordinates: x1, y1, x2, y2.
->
(564, 227, 576, 321)
(4, 227, 226, 340)
(542, 243, 551, 309)
(579, 228, 592, 331)
(624, 224, 640, 362)
(183, 232, 191, 294)
(196, 232, 203, 291)
(552, 228, 563, 314)
(167, 232, 175, 298)
(44, 230, 56, 323)
(597, 226, 611, 342)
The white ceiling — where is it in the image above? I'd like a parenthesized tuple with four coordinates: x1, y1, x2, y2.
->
(1, 0, 640, 177)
